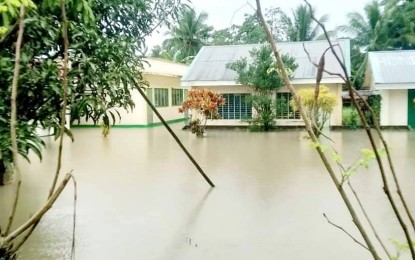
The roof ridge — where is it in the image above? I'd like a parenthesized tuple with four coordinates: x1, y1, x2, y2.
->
(201, 39, 349, 49)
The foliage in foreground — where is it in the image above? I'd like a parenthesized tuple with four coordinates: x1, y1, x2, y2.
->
(0, 0, 184, 180)
(179, 88, 225, 137)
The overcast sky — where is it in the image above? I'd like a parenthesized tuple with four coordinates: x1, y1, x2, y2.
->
(146, 0, 370, 49)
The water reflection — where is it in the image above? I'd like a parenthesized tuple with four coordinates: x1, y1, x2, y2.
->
(0, 125, 414, 260)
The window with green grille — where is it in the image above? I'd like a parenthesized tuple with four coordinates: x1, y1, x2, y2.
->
(172, 89, 184, 106)
(276, 92, 300, 119)
(218, 93, 252, 119)
(154, 88, 169, 107)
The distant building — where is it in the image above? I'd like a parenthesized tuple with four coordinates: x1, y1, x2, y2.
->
(364, 50, 415, 128)
(181, 39, 350, 127)
(76, 58, 189, 127)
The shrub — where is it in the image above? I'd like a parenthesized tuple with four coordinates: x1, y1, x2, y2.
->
(365, 94, 381, 126)
(179, 89, 225, 137)
(290, 86, 337, 137)
(343, 106, 359, 127)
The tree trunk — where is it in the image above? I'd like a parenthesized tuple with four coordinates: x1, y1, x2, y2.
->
(0, 159, 5, 186)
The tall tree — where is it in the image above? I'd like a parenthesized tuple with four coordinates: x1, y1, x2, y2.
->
(281, 4, 329, 42)
(339, 0, 415, 88)
(210, 7, 286, 46)
(162, 6, 213, 63)
(338, 0, 385, 88)
(210, 26, 240, 45)
(339, 1, 384, 51)
(233, 13, 267, 44)
(227, 46, 297, 131)
(382, 0, 415, 50)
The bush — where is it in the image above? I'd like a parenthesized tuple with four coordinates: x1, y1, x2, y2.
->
(343, 106, 359, 127)
(246, 94, 275, 131)
(179, 89, 225, 137)
(365, 94, 381, 126)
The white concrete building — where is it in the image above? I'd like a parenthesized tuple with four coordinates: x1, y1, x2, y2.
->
(76, 58, 189, 127)
(181, 40, 350, 127)
(364, 51, 415, 128)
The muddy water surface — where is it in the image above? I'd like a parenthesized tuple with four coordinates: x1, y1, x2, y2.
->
(1, 125, 414, 260)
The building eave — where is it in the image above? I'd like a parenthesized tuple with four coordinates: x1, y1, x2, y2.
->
(372, 83, 415, 90)
(181, 77, 344, 87)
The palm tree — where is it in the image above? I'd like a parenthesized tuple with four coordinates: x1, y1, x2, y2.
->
(339, 0, 384, 51)
(339, 0, 415, 87)
(281, 4, 329, 42)
(337, 0, 385, 87)
(162, 7, 213, 63)
(382, 0, 415, 50)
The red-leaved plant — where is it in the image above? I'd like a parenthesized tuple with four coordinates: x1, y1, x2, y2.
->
(179, 89, 225, 137)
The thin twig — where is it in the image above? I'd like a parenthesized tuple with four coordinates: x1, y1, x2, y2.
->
(143, 0, 184, 38)
(304, 1, 415, 258)
(255, 0, 381, 258)
(353, 89, 415, 233)
(348, 181, 392, 259)
(10, 173, 76, 253)
(302, 43, 339, 143)
(3, 173, 73, 245)
(323, 213, 369, 251)
(302, 43, 346, 81)
(49, 0, 69, 198)
(71, 174, 77, 260)
(4, 4, 25, 237)
(11, 0, 72, 251)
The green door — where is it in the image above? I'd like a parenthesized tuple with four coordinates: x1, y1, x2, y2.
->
(408, 89, 415, 128)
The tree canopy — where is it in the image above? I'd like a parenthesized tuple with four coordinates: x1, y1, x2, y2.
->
(227, 45, 297, 131)
(281, 4, 329, 41)
(0, 0, 185, 177)
(339, 0, 415, 88)
(152, 6, 213, 63)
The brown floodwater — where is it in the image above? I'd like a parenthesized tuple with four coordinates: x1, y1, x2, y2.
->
(1, 125, 414, 260)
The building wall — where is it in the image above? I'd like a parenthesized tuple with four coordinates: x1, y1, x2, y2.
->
(192, 85, 253, 126)
(76, 74, 187, 127)
(145, 74, 187, 124)
(192, 83, 343, 126)
(114, 89, 148, 125)
(380, 89, 408, 126)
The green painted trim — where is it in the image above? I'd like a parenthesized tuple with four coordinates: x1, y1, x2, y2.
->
(408, 89, 415, 128)
(71, 118, 186, 129)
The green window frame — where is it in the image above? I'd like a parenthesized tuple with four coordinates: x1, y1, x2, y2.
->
(276, 92, 300, 119)
(172, 89, 184, 106)
(154, 88, 169, 107)
(218, 93, 252, 120)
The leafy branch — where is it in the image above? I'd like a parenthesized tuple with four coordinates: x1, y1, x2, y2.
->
(0, 0, 76, 256)
(303, 0, 415, 258)
(4, 3, 25, 238)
